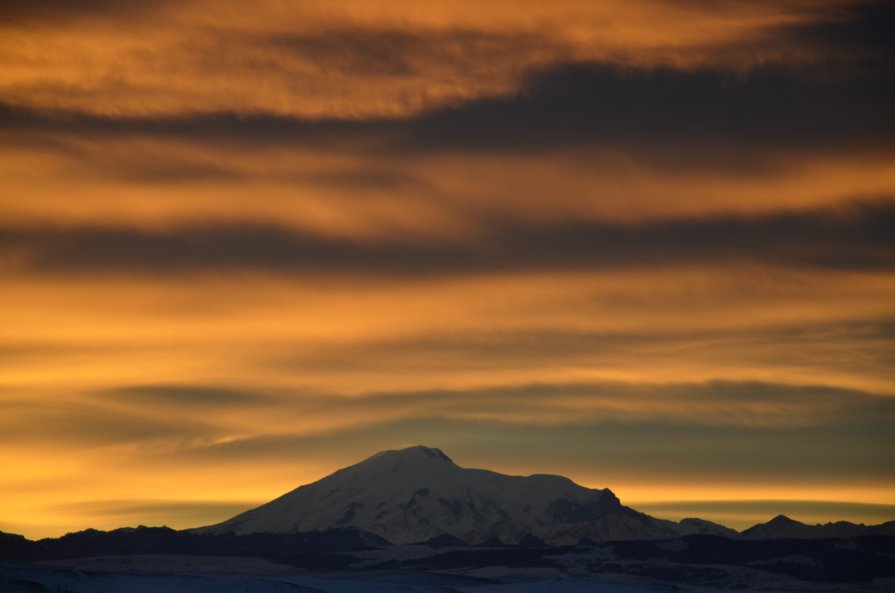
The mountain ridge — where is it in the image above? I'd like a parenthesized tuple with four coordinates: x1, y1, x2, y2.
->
(6, 446, 891, 548)
(741, 513, 895, 539)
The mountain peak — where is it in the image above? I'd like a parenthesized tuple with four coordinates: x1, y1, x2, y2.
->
(370, 445, 453, 464)
(768, 514, 802, 525)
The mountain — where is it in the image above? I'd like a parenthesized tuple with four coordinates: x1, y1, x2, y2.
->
(196, 445, 731, 545)
(742, 515, 895, 539)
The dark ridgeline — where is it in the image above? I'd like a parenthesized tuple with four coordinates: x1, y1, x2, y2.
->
(2, 526, 895, 583)
(0, 526, 386, 570)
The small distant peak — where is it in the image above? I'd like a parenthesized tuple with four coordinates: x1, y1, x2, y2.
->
(768, 514, 800, 525)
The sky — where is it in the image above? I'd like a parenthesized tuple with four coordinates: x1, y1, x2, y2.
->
(1, 0, 894, 539)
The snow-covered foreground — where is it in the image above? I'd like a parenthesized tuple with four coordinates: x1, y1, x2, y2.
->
(3, 556, 892, 593)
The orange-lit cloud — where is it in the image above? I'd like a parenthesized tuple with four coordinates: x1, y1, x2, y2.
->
(1, 0, 868, 118)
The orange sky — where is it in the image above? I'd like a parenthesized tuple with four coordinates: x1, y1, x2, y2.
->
(1, 0, 894, 538)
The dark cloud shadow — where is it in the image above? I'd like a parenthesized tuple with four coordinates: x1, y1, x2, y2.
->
(96, 384, 277, 407)
(0, 400, 222, 446)
(2, 51, 892, 162)
(782, 1, 895, 58)
(264, 28, 561, 77)
(2, 199, 893, 276)
(0, 0, 174, 26)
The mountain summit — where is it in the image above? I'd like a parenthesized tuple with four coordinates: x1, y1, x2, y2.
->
(196, 445, 727, 544)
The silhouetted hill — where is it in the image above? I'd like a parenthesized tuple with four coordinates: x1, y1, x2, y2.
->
(0, 526, 386, 565)
(370, 534, 895, 583)
(742, 515, 895, 539)
(3, 527, 895, 583)
(0, 531, 32, 562)
(610, 534, 895, 583)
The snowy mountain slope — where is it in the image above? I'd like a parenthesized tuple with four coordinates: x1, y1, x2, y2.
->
(195, 445, 729, 544)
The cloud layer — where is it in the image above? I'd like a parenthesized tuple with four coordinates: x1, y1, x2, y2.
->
(0, 0, 893, 538)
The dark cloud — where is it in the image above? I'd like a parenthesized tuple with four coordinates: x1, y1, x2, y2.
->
(2, 54, 892, 158)
(313, 319, 895, 361)
(287, 379, 895, 429)
(0, 0, 173, 26)
(2, 2, 892, 172)
(0, 400, 220, 446)
(268, 319, 895, 385)
(98, 384, 274, 407)
(265, 28, 559, 77)
(399, 60, 893, 154)
(783, 1, 895, 59)
(2, 199, 893, 276)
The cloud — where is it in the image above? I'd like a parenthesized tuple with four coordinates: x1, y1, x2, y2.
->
(264, 28, 562, 78)
(97, 384, 276, 408)
(0, 0, 173, 26)
(398, 61, 893, 154)
(5, 1, 862, 120)
(263, 317, 895, 398)
(164, 380, 895, 484)
(2, 199, 892, 276)
(17, 377, 889, 463)
(0, 400, 222, 447)
(2, 54, 892, 156)
(290, 380, 895, 437)
(286, 319, 895, 366)
(782, 1, 895, 58)
(156, 377, 895, 443)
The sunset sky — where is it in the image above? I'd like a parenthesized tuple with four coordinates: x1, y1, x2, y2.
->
(1, 0, 894, 539)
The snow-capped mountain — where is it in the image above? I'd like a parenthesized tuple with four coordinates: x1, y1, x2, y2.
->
(196, 445, 731, 545)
